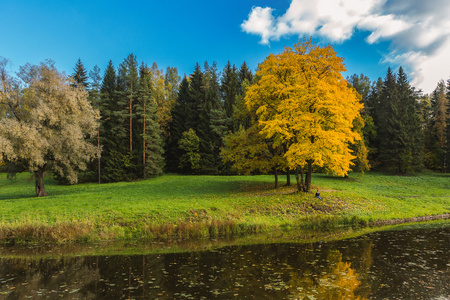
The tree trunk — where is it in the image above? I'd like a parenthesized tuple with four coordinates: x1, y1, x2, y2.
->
(295, 166, 305, 192)
(274, 168, 279, 189)
(305, 160, 313, 192)
(286, 168, 291, 186)
(130, 89, 133, 155)
(35, 168, 48, 197)
(98, 128, 101, 184)
(143, 103, 146, 179)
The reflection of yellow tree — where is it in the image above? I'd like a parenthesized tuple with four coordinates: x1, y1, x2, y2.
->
(289, 251, 368, 300)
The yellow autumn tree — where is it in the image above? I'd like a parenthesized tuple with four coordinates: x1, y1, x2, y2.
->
(245, 38, 363, 192)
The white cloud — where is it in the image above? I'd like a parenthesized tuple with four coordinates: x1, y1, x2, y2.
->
(241, 0, 450, 93)
(241, 7, 276, 44)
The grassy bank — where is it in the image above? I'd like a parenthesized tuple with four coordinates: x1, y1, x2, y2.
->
(0, 172, 449, 243)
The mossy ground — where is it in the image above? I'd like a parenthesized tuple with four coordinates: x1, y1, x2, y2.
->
(0, 172, 448, 243)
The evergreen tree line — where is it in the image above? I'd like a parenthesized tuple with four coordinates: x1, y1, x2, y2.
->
(71, 56, 253, 183)
(72, 55, 449, 184)
(349, 67, 450, 174)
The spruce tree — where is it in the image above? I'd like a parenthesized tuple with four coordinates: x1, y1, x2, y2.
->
(137, 65, 165, 177)
(100, 61, 129, 182)
(166, 77, 190, 172)
(205, 62, 227, 171)
(377, 67, 400, 171)
(86, 65, 102, 183)
(190, 63, 214, 171)
(165, 67, 181, 103)
(220, 62, 239, 130)
(71, 58, 89, 89)
(376, 67, 423, 173)
(426, 80, 449, 171)
(446, 79, 450, 172)
(396, 67, 423, 172)
(238, 62, 253, 95)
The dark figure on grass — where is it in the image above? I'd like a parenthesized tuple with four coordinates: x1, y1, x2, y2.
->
(315, 190, 322, 200)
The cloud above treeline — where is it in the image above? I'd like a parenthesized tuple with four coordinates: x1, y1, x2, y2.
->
(241, 0, 450, 93)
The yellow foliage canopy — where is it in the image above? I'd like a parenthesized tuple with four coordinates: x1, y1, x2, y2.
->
(245, 39, 363, 177)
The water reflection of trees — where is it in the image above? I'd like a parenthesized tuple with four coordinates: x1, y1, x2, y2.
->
(1, 227, 448, 299)
(0, 241, 373, 299)
(0, 257, 99, 298)
(288, 250, 367, 299)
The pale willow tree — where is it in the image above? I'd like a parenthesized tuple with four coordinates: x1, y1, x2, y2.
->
(0, 59, 99, 196)
(245, 39, 363, 192)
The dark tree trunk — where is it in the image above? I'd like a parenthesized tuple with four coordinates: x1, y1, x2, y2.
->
(295, 166, 305, 192)
(274, 168, 279, 189)
(35, 168, 48, 197)
(98, 128, 101, 184)
(286, 168, 291, 186)
(305, 160, 313, 192)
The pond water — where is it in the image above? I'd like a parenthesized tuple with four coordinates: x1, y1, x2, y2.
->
(0, 222, 448, 299)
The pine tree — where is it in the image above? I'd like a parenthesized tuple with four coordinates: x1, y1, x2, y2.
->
(397, 67, 423, 172)
(376, 67, 423, 173)
(348, 73, 373, 173)
(191, 63, 215, 171)
(165, 67, 181, 104)
(426, 80, 449, 171)
(238, 62, 253, 95)
(85, 65, 102, 183)
(446, 79, 450, 172)
(220, 62, 239, 130)
(71, 58, 89, 89)
(377, 67, 400, 170)
(137, 65, 165, 177)
(163, 66, 181, 138)
(123, 54, 139, 157)
(205, 62, 227, 170)
(99, 61, 129, 182)
(365, 78, 383, 167)
(166, 77, 190, 172)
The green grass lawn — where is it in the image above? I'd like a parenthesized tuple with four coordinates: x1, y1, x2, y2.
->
(0, 172, 448, 243)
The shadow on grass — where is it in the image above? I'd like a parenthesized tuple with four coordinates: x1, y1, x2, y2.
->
(0, 176, 36, 200)
(0, 192, 36, 201)
(0, 174, 281, 201)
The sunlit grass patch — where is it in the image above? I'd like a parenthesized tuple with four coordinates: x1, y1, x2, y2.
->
(0, 172, 448, 243)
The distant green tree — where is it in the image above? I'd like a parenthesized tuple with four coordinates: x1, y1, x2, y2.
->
(137, 65, 165, 177)
(238, 62, 253, 95)
(376, 67, 423, 173)
(348, 73, 372, 174)
(425, 80, 449, 171)
(178, 129, 201, 173)
(205, 62, 227, 170)
(71, 58, 89, 89)
(396, 67, 423, 172)
(166, 77, 190, 172)
(189, 63, 215, 171)
(119, 54, 139, 158)
(220, 62, 239, 130)
(163, 66, 181, 137)
(86, 65, 102, 183)
(348, 74, 371, 112)
(100, 61, 130, 182)
(446, 79, 450, 172)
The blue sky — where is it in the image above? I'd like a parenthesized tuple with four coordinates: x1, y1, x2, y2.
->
(2, 0, 449, 93)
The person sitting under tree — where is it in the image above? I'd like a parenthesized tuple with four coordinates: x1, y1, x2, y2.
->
(315, 190, 322, 200)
